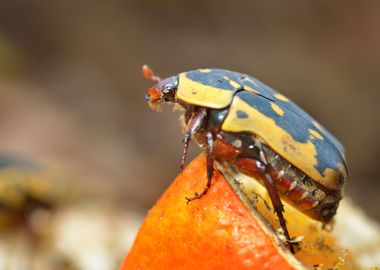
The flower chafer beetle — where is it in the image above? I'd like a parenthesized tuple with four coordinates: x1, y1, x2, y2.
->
(143, 65, 348, 253)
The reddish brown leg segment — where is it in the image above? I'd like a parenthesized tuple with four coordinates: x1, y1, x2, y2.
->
(186, 131, 214, 203)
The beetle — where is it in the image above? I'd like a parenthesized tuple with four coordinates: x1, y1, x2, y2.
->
(0, 156, 53, 230)
(143, 65, 348, 253)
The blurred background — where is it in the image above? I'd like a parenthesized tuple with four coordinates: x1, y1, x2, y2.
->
(0, 1, 379, 269)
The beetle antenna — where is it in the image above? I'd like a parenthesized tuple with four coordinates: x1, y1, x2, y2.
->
(142, 65, 161, 83)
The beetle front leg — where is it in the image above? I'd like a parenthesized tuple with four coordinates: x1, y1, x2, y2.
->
(186, 131, 214, 203)
(179, 108, 207, 172)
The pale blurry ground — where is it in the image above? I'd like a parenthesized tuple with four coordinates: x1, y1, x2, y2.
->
(0, 1, 379, 269)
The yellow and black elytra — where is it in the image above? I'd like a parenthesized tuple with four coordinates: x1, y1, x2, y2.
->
(143, 65, 348, 253)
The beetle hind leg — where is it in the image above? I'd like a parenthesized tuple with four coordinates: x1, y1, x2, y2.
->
(262, 172, 295, 253)
(186, 131, 214, 203)
(236, 156, 295, 253)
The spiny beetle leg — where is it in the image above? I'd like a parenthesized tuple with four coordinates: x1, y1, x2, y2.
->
(263, 172, 295, 253)
(186, 131, 214, 203)
(179, 108, 207, 173)
(180, 133, 191, 173)
(236, 156, 295, 253)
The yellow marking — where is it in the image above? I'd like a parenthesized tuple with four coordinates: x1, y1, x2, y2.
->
(177, 73, 234, 109)
(244, 86, 259, 95)
(322, 166, 347, 188)
(274, 94, 289, 102)
(271, 103, 285, 116)
(199, 69, 211, 73)
(222, 96, 345, 190)
(309, 129, 323, 140)
(222, 76, 241, 89)
(229, 80, 240, 89)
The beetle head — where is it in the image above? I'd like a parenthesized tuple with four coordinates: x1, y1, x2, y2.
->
(143, 65, 178, 111)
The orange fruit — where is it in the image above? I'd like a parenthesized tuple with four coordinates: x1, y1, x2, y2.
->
(122, 154, 306, 270)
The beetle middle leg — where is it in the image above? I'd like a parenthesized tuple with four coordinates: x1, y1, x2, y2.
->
(186, 131, 214, 203)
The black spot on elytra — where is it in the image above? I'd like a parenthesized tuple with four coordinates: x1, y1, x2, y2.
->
(236, 110, 248, 119)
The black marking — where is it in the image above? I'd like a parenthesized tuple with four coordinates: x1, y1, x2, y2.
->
(337, 173, 346, 187)
(185, 69, 242, 91)
(209, 108, 229, 126)
(236, 110, 249, 119)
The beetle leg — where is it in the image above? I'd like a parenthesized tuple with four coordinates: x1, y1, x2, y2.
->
(180, 134, 191, 173)
(262, 172, 295, 253)
(180, 108, 207, 172)
(236, 156, 295, 253)
(186, 131, 214, 203)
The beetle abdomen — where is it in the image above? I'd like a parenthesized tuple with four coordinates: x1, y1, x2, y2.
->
(263, 145, 342, 223)
(211, 132, 341, 223)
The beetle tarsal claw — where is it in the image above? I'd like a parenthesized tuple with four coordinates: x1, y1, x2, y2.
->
(185, 193, 199, 204)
